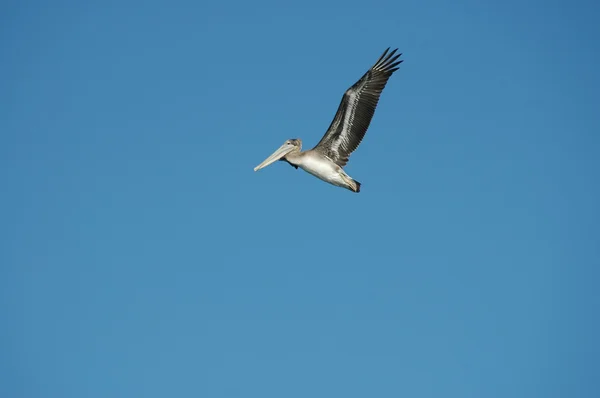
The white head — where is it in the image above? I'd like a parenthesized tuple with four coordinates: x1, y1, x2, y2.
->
(253, 139, 302, 171)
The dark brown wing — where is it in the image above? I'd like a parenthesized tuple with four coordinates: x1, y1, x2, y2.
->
(313, 48, 402, 167)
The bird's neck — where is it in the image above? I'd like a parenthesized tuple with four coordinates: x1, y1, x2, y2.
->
(284, 151, 303, 167)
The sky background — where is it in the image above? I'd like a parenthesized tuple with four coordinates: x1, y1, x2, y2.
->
(2, 0, 599, 397)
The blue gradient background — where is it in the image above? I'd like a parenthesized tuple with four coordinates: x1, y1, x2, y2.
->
(2, 1, 599, 397)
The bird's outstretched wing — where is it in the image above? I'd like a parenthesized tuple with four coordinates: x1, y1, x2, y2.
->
(313, 48, 402, 167)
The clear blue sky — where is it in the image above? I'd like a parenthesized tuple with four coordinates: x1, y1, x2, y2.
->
(2, 1, 599, 397)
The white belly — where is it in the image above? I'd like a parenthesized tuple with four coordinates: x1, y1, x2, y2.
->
(298, 154, 349, 188)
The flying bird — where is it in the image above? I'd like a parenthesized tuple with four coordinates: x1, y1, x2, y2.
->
(254, 48, 403, 193)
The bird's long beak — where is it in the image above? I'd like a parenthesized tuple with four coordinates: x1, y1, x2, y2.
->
(254, 144, 295, 171)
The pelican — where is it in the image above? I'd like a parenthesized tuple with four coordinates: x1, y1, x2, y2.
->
(254, 48, 403, 193)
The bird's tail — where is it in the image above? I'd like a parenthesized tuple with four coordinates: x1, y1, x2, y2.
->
(340, 171, 361, 193)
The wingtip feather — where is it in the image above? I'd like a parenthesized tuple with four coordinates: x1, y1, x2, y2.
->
(372, 48, 403, 72)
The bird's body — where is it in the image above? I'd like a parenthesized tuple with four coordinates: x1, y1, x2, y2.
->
(286, 149, 360, 192)
(254, 48, 403, 193)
